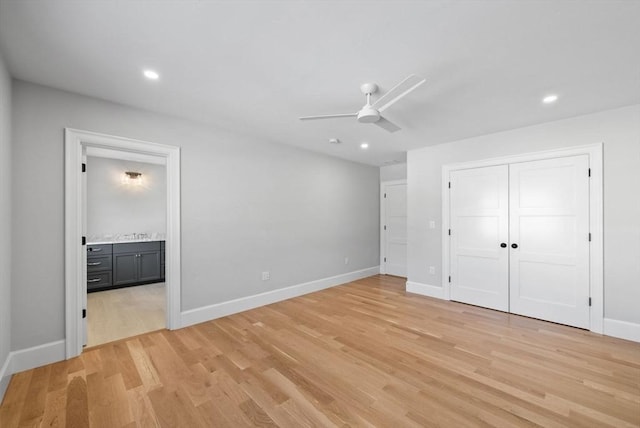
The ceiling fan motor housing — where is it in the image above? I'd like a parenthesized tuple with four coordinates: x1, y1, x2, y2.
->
(357, 106, 381, 123)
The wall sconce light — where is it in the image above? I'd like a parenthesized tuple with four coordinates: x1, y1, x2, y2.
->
(123, 171, 143, 185)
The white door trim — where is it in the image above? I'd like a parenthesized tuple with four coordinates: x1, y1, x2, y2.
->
(441, 143, 603, 334)
(64, 128, 182, 359)
(380, 179, 407, 274)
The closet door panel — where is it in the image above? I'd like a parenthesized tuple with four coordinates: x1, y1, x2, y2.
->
(450, 165, 509, 311)
(384, 183, 408, 277)
(509, 155, 590, 328)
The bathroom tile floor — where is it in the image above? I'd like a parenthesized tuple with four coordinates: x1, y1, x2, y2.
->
(86, 282, 165, 347)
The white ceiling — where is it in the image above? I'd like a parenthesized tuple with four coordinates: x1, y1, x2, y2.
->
(1, 1, 638, 166)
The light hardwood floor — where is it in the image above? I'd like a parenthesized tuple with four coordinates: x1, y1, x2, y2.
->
(1, 275, 639, 427)
(86, 283, 166, 348)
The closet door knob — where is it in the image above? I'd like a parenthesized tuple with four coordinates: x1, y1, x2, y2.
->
(511, 243, 518, 249)
(500, 243, 507, 248)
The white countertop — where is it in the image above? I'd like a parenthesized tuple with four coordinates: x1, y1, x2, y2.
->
(87, 238, 164, 245)
(87, 233, 166, 245)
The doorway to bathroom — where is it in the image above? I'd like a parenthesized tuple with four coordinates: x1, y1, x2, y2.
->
(84, 150, 167, 347)
(64, 128, 181, 359)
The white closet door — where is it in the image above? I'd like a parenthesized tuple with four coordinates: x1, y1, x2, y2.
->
(509, 155, 590, 328)
(450, 165, 509, 311)
(384, 183, 407, 277)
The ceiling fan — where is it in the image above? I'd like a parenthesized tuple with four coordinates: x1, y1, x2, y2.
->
(299, 74, 426, 133)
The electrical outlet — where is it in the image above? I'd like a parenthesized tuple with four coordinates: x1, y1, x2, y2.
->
(429, 220, 436, 229)
(261, 271, 270, 281)
(429, 266, 435, 275)
(344, 257, 349, 265)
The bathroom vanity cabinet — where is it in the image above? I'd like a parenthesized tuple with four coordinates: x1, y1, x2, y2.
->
(87, 241, 165, 292)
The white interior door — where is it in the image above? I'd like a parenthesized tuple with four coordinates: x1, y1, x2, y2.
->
(450, 166, 509, 311)
(383, 182, 407, 277)
(509, 155, 590, 328)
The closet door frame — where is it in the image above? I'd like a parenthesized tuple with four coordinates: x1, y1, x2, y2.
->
(441, 143, 603, 334)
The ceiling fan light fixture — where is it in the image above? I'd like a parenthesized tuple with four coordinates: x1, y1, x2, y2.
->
(357, 107, 381, 123)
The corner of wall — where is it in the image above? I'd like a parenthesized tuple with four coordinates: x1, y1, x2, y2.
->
(0, 339, 67, 403)
(0, 49, 13, 405)
(379, 163, 407, 182)
(0, 355, 11, 403)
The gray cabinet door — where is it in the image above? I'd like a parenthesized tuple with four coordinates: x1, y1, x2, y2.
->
(100, 241, 164, 289)
(138, 251, 161, 282)
(113, 253, 138, 286)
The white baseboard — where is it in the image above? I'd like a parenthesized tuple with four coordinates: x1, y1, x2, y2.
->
(406, 281, 447, 300)
(181, 266, 380, 328)
(0, 339, 66, 404)
(603, 318, 640, 343)
(9, 340, 66, 374)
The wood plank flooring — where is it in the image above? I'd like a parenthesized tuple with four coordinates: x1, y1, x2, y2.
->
(1, 275, 639, 427)
(87, 283, 165, 347)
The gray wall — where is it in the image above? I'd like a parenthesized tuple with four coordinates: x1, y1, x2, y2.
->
(407, 104, 640, 324)
(380, 163, 407, 182)
(0, 52, 11, 389)
(87, 157, 166, 240)
(11, 80, 380, 350)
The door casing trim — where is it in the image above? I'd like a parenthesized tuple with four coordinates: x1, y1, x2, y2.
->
(64, 128, 182, 358)
(441, 143, 603, 333)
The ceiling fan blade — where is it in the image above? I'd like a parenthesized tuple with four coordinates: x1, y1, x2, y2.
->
(299, 113, 357, 121)
(374, 117, 401, 133)
(372, 74, 426, 113)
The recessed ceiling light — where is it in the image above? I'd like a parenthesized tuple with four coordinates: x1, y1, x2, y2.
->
(542, 94, 558, 104)
(360, 143, 369, 149)
(143, 69, 160, 80)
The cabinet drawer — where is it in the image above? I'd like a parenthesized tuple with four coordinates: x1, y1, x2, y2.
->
(87, 255, 112, 273)
(87, 244, 112, 254)
(87, 271, 112, 290)
(113, 241, 160, 254)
